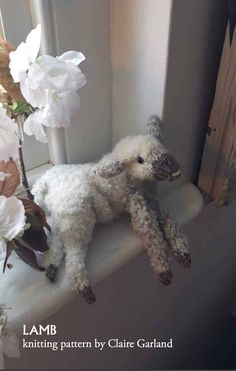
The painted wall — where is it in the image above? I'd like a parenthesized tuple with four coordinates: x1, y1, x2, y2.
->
(163, 0, 227, 184)
(111, 0, 172, 142)
(111, 0, 227, 190)
(50, 0, 112, 164)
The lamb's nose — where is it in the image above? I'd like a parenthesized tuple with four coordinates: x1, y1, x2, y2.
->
(162, 154, 181, 178)
(171, 169, 181, 178)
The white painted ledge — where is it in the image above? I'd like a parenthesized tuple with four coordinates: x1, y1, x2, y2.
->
(16, 163, 53, 197)
(0, 182, 203, 335)
(27, 163, 53, 186)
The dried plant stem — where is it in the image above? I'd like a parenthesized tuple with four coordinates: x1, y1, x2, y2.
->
(19, 140, 34, 200)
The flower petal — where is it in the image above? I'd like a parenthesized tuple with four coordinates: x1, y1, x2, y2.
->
(16, 50, 86, 107)
(61, 92, 81, 124)
(0, 196, 26, 242)
(9, 24, 41, 83)
(34, 55, 87, 92)
(58, 51, 85, 66)
(9, 43, 29, 82)
(20, 70, 47, 108)
(24, 111, 48, 143)
(0, 106, 19, 161)
(0, 159, 20, 197)
(25, 24, 41, 65)
(0, 172, 10, 182)
(42, 94, 70, 128)
(42, 91, 80, 128)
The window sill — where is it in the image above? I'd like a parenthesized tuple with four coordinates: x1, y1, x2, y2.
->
(0, 182, 203, 335)
(26, 163, 53, 186)
(16, 163, 53, 197)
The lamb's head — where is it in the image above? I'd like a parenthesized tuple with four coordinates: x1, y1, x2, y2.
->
(94, 116, 181, 182)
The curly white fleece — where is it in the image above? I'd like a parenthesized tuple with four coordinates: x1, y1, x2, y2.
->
(32, 117, 190, 303)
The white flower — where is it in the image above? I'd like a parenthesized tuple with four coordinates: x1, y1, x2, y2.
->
(10, 23, 86, 108)
(19, 54, 86, 107)
(37, 54, 86, 91)
(9, 24, 86, 142)
(0, 172, 10, 181)
(58, 50, 85, 66)
(23, 91, 81, 141)
(19, 69, 47, 108)
(10, 24, 86, 92)
(24, 111, 47, 143)
(0, 196, 26, 246)
(0, 107, 19, 162)
(42, 91, 80, 128)
(9, 24, 41, 83)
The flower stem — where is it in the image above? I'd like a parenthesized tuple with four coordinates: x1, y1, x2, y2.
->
(19, 140, 34, 200)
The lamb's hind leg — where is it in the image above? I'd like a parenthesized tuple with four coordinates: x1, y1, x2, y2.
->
(45, 231, 64, 283)
(126, 189, 172, 285)
(60, 207, 96, 304)
(44, 216, 65, 283)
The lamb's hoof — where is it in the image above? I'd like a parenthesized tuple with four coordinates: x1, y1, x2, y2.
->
(46, 264, 58, 283)
(158, 270, 173, 285)
(80, 286, 96, 305)
(176, 252, 191, 268)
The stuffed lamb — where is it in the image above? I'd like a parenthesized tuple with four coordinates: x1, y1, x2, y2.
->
(32, 116, 191, 304)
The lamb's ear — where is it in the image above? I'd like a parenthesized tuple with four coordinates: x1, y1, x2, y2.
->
(146, 115, 163, 141)
(93, 160, 124, 178)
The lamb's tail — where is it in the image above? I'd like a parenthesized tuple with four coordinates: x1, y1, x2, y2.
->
(31, 176, 49, 208)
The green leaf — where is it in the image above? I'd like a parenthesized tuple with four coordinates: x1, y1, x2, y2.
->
(12, 101, 18, 110)
(4, 100, 34, 116)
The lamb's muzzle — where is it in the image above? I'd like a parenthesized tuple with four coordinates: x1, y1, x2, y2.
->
(153, 153, 181, 181)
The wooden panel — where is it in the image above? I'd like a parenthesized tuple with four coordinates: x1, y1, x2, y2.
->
(198, 24, 236, 204)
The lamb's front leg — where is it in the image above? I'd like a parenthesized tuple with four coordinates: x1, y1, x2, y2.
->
(126, 188, 172, 285)
(159, 212, 191, 267)
(147, 197, 191, 268)
(60, 207, 96, 305)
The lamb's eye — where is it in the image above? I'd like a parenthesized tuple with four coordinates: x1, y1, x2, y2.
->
(137, 156, 144, 164)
